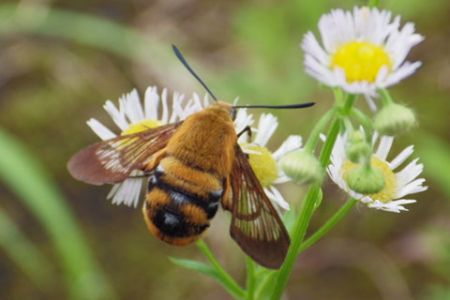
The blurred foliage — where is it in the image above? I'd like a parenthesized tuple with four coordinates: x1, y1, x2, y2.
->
(416, 133, 450, 197)
(0, 0, 449, 299)
(0, 207, 52, 289)
(0, 129, 115, 299)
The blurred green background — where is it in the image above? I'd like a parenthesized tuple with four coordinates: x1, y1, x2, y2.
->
(0, 0, 449, 299)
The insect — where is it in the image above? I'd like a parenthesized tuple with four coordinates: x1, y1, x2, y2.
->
(68, 46, 314, 269)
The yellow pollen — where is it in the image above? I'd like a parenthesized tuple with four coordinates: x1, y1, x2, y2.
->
(121, 119, 161, 135)
(341, 155, 396, 203)
(330, 41, 392, 83)
(245, 144, 278, 187)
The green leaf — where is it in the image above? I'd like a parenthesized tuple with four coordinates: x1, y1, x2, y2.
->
(169, 257, 217, 278)
(170, 257, 244, 300)
(0, 129, 115, 300)
(0, 208, 53, 289)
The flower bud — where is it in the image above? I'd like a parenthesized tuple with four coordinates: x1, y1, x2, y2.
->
(280, 150, 323, 184)
(344, 165, 384, 194)
(374, 103, 416, 135)
(345, 131, 372, 163)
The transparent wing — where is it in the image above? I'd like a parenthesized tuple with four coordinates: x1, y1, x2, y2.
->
(67, 123, 180, 185)
(228, 145, 290, 269)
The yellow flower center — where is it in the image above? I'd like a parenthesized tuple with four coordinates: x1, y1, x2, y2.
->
(341, 155, 396, 203)
(245, 144, 278, 187)
(330, 41, 392, 83)
(121, 119, 161, 135)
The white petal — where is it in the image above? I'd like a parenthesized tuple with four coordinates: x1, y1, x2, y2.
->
(395, 158, 423, 188)
(384, 61, 422, 87)
(273, 174, 290, 184)
(241, 146, 261, 155)
(301, 32, 329, 66)
(170, 92, 184, 123)
(161, 88, 169, 124)
(253, 113, 278, 146)
(389, 145, 414, 169)
(375, 135, 394, 160)
(108, 174, 144, 208)
(86, 119, 116, 140)
(234, 108, 254, 139)
(396, 178, 427, 198)
(390, 199, 417, 205)
(364, 94, 378, 111)
(103, 100, 128, 130)
(144, 86, 159, 120)
(123, 89, 144, 123)
(272, 135, 302, 160)
(368, 200, 402, 213)
(304, 55, 336, 86)
(265, 186, 290, 210)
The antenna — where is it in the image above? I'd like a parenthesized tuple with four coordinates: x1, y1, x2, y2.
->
(233, 102, 315, 109)
(172, 45, 217, 101)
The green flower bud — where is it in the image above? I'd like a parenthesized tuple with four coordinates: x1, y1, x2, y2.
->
(280, 149, 323, 184)
(345, 131, 372, 163)
(344, 165, 384, 194)
(374, 103, 416, 135)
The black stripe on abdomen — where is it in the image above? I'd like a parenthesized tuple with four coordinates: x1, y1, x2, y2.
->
(147, 169, 220, 219)
(151, 205, 208, 238)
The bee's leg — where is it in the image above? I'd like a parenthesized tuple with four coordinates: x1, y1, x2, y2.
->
(237, 126, 252, 139)
(127, 149, 167, 179)
(143, 148, 167, 171)
(221, 176, 233, 211)
(128, 173, 152, 179)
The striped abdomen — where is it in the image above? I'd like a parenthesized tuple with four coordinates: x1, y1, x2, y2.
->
(142, 156, 224, 245)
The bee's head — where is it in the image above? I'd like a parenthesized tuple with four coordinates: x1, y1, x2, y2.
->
(206, 101, 236, 121)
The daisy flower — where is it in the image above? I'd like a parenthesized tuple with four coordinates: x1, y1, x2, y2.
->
(237, 112, 303, 210)
(328, 131, 427, 213)
(302, 7, 424, 97)
(87, 86, 208, 207)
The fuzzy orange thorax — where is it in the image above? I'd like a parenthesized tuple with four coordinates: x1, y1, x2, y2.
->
(165, 102, 236, 177)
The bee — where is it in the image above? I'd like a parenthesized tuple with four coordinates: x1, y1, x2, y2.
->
(68, 46, 314, 269)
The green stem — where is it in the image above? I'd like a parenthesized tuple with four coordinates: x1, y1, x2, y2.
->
(350, 107, 373, 131)
(269, 185, 321, 300)
(299, 198, 357, 252)
(341, 94, 356, 114)
(255, 272, 276, 299)
(333, 88, 345, 106)
(269, 94, 355, 300)
(379, 89, 394, 106)
(304, 107, 338, 152)
(269, 122, 340, 300)
(196, 240, 245, 299)
(245, 257, 255, 300)
(343, 117, 354, 134)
